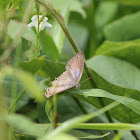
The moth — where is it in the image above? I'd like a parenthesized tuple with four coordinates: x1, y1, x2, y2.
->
(45, 52, 85, 98)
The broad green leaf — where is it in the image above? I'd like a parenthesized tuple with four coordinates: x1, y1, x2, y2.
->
(77, 89, 140, 116)
(7, 114, 46, 137)
(72, 88, 140, 123)
(95, 39, 140, 68)
(0, 67, 44, 101)
(95, 1, 118, 44)
(18, 56, 46, 75)
(84, 56, 140, 123)
(104, 12, 140, 41)
(39, 31, 59, 61)
(106, 0, 140, 5)
(95, 2, 118, 29)
(87, 55, 140, 92)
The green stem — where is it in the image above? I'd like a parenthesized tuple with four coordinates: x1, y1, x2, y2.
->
(10, 43, 22, 113)
(8, 89, 26, 113)
(131, 130, 140, 140)
(36, 0, 117, 135)
(35, 3, 40, 56)
(52, 94, 57, 129)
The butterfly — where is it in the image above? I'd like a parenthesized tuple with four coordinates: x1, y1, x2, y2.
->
(45, 52, 85, 98)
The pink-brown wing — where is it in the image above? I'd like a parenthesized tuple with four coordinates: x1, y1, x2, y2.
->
(66, 52, 85, 83)
(45, 71, 76, 98)
(45, 84, 73, 98)
(51, 71, 75, 86)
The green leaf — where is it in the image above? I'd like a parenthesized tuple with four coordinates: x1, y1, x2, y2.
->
(39, 133, 79, 140)
(104, 12, 140, 41)
(95, 1, 118, 43)
(69, 130, 110, 139)
(0, 67, 44, 101)
(95, 39, 140, 68)
(69, 1, 86, 18)
(7, 114, 47, 137)
(78, 89, 140, 116)
(106, 0, 140, 5)
(18, 55, 46, 75)
(41, 60, 65, 80)
(85, 56, 140, 123)
(39, 31, 59, 61)
(87, 55, 140, 91)
(50, 0, 86, 18)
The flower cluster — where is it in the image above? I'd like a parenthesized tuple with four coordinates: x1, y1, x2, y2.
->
(27, 15, 52, 31)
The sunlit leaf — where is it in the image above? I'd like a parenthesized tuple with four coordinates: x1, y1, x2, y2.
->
(106, 0, 140, 5)
(39, 31, 59, 61)
(87, 55, 140, 91)
(95, 39, 140, 68)
(77, 89, 140, 116)
(18, 55, 46, 75)
(104, 12, 140, 41)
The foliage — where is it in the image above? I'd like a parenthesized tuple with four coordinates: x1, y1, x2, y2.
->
(0, 0, 140, 140)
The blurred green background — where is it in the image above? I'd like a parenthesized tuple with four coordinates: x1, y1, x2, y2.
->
(1, 0, 140, 140)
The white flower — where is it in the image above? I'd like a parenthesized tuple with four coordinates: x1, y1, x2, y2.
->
(27, 15, 52, 31)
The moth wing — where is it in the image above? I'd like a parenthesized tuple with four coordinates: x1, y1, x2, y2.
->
(45, 84, 73, 98)
(66, 52, 85, 83)
(46, 71, 76, 98)
(51, 71, 75, 86)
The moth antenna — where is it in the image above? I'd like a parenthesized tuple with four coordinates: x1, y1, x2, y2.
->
(80, 77, 92, 85)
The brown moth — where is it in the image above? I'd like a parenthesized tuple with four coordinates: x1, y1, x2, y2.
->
(45, 52, 85, 98)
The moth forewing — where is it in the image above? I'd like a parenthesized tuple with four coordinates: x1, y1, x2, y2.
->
(45, 52, 85, 98)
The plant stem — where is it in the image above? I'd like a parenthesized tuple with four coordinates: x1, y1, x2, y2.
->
(52, 94, 58, 129)
(10, 43, 22, 113)
(35, 2, 40, 56)
(131, 130, 140, 140)
(36, 0, 118, 135)
(8, 89, 26, 113)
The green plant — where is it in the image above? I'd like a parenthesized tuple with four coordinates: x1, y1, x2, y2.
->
(1, 0, 140, 140)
